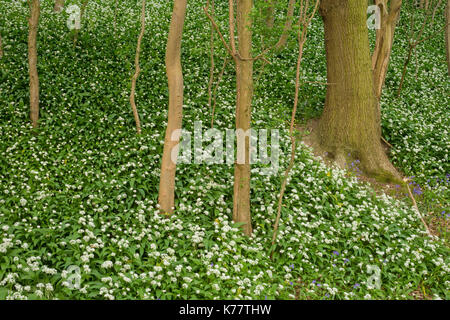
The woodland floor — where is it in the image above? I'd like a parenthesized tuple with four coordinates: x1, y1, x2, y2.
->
(0, 1, 448, 300)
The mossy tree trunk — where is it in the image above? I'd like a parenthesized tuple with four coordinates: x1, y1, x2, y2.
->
(233, 0, 253, 236)
(317, 0, 400, 182)
(28, 0, 40, 129)
(158, 0, 187, 214)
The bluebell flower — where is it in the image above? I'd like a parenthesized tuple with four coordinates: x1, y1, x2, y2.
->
(413, 186, 423, 195)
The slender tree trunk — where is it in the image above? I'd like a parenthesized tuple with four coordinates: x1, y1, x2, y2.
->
(317, 0, 399, 182)
(265, 0, 276, 28)
(420, 0, 430, 10)
(129, 0, 145, 135)
(28, 0, 40, 129)
(397, 43, 413, 96)
(233, 0, 253, 236)
(446, 0, 450, 76)
(54, 0, 64, 13)
(271, 0, 320, 253)
(158, 0, 187, 214)
(372, 0, 402, 100)
(275, 0, 296, 50)
(397, 0, 443, 96)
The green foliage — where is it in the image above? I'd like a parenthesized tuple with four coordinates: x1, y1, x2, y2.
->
(0, 0, 448, 300)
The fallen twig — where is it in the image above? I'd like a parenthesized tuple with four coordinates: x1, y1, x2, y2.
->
(404, 178, 433, 237)
(381, 136, 393, 148)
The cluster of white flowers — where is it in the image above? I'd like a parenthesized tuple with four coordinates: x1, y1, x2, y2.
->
(101, 261, 114, 269)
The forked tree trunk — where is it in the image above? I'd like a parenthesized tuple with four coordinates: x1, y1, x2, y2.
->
(372, 0, 402, 100)
(158, 0, 187, 214)
(446, 0, 450, 76)
(54, 0, 64, 13)
(317, 0, 399, 182)
(28, 0, 40, 129)
(233, 0, 253, 236)
(275, 0, 296, 50)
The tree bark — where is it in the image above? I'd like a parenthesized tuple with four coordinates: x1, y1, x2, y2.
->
(54, 0, 64, 13)
(317, 0, 400, 182)
(372, 0, 402, 100)
(265, 0, 276, 28)
(28, 0, 40, 129)
(158, 0, 187, 214)
(420, 0, 430, 10)
(129, 0, 145, 135)
(446, 0, 450, 76)
(232, 0, 253, 236)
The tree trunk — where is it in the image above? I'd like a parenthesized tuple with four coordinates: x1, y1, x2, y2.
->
(28, 0, 40, 129)
(233, 0, 253, 236)
(265, 0, 276, 28)
(446, 0, 450, 76)
(420, 0, 430, 10)
(317, 0, 400, 182)
(372, 0, 402, 100)
(158, 0, 187, 214)
(275, 0, 296, 50)
(54, 0, 64, 13)
(129, 0, 145, 135)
